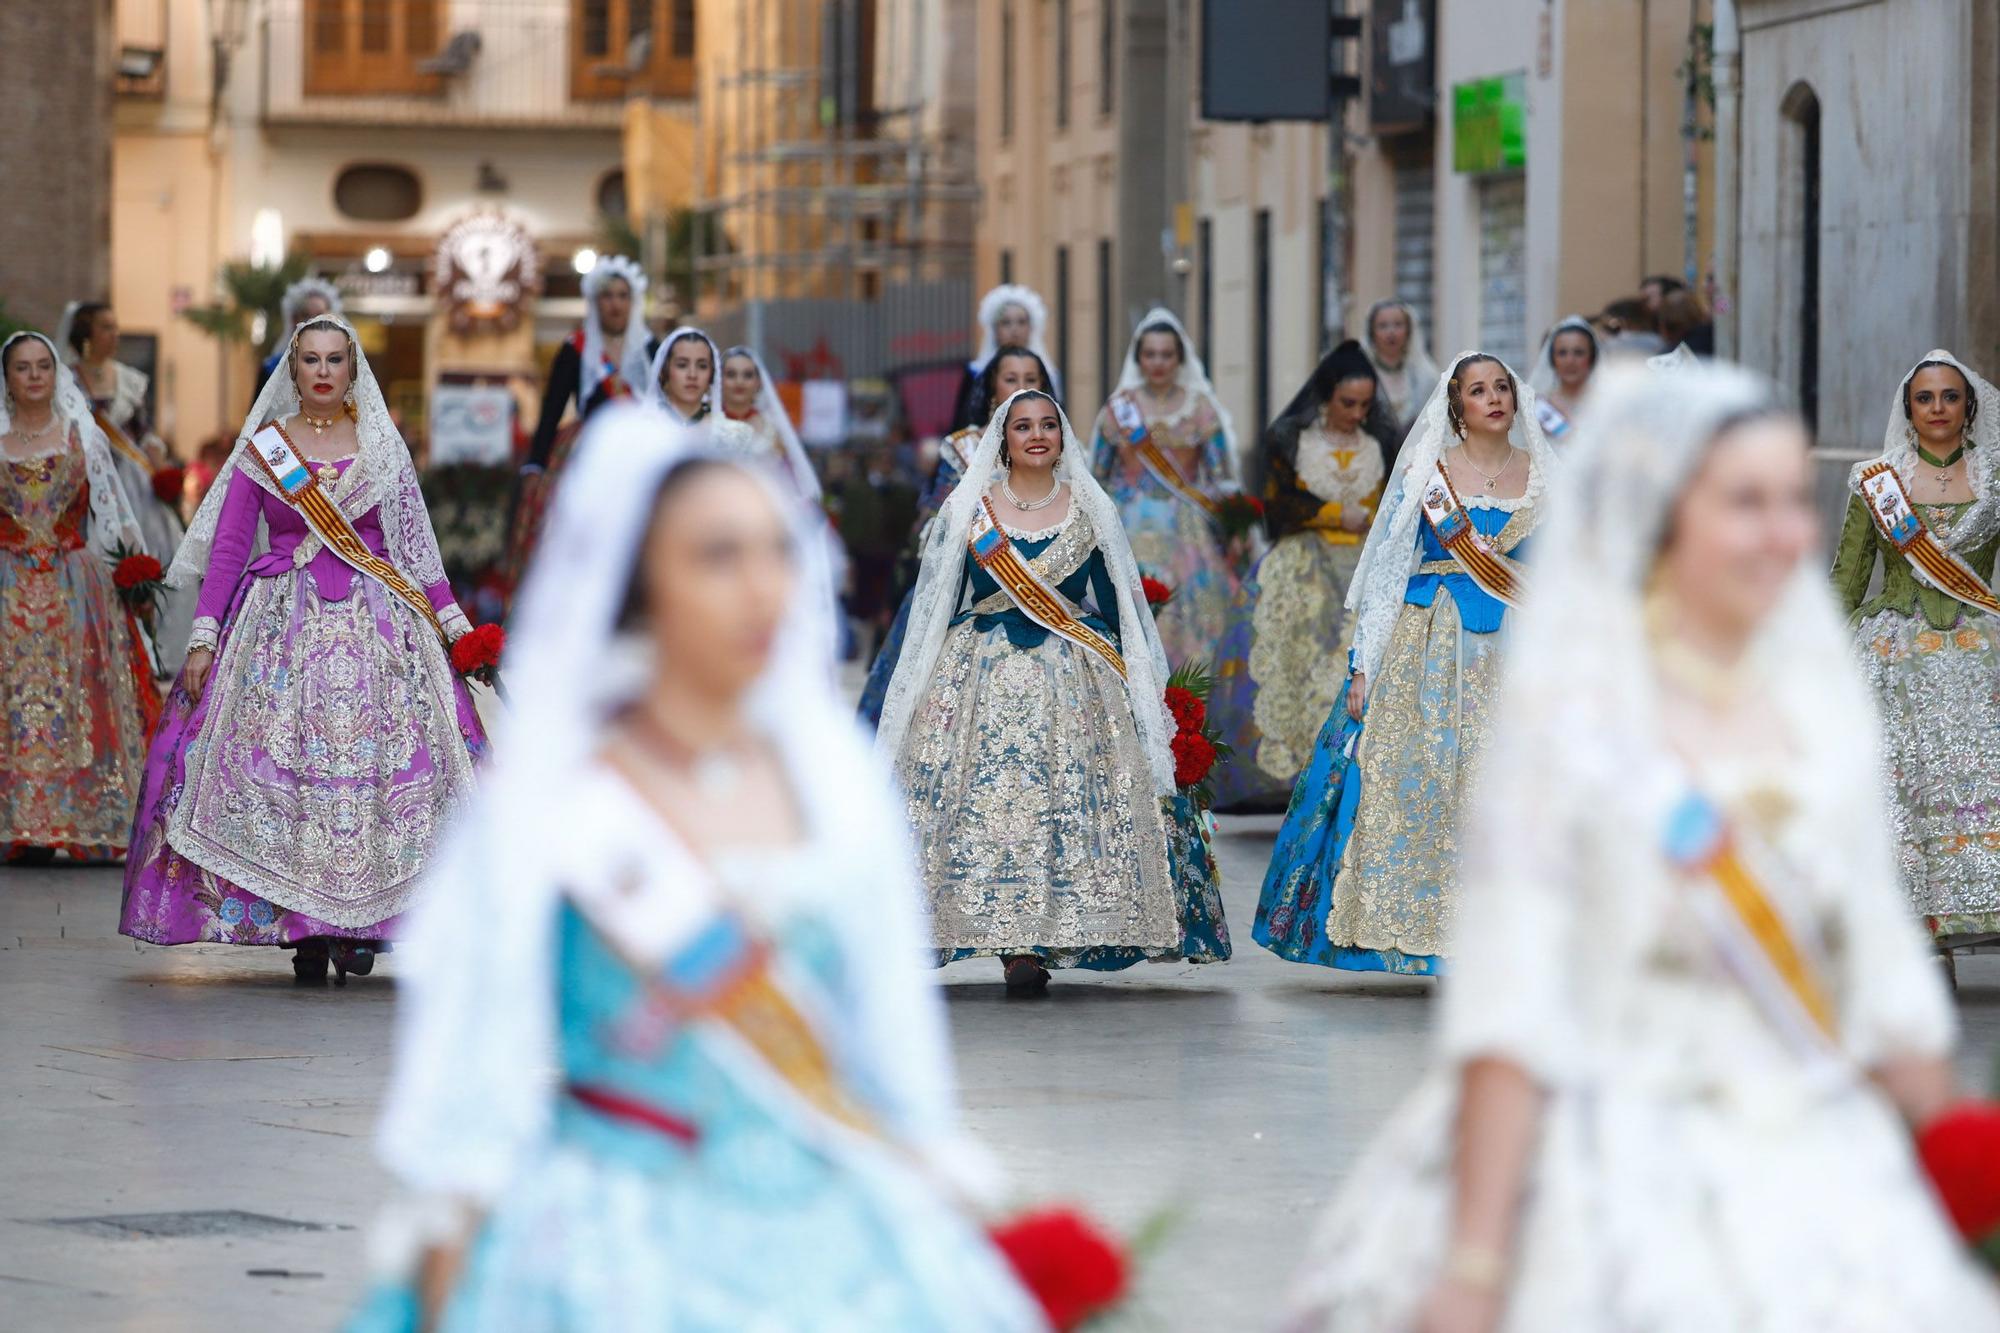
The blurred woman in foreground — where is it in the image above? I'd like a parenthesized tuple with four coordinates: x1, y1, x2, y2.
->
(1281, 364, 2000, 1332)
(350, 406, 1040, 1330)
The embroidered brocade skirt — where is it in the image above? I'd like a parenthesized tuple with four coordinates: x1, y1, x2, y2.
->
(896, 618, 1190, 965)
(1326, 591, 1504, 970)
(118, 568, 485, 945)
(0, 543, 159, 858)
(1210, 532, 1361, 809)
(1112, 485, 1238, 667)
(1856, 605, 2000, 943)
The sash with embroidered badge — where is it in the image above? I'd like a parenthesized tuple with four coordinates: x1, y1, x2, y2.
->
(967, 494, 1126, 677)
(1663, 789, 1840, 1060)
(245, 423, 448, 647)
(938, 426, 979, 478)
(1416, 460, 1526, 607)
(1110, 394, 1220, 517)
(1857, 462, 2000, 618)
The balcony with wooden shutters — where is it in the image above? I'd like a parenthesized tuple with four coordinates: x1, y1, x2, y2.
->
(260, 0, 695, 130)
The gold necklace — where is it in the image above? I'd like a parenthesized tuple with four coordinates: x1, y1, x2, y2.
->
(300, 409, 341, 438)
(1644, 579, 1746, 710)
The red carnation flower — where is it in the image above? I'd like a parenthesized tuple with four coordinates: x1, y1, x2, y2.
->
(1140, 575, 1174, 609)
(450, 622, 506, 679)
(114, 553, 164, 591)
(988, 1208, 1129, 1330)
(1918, 1100, 2000, 1252)
(1164, 684, 1205, 734)
(151, 465, 186, 506)
(1172, 730, 1217, 790)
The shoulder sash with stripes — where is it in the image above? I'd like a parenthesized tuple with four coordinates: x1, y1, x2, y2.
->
(90, 405, 155, 474)
(1533, 397, 1573, 441)
(938, 426, 980, 478)
(1664, 789, 1839, 1059)
(245, 424, 448, 647)
(967, 494, 1126, 678)
(1416, 460, 1526, 607)
(1111, 393, 1220, 516)
(1858, 462, 2000, 618)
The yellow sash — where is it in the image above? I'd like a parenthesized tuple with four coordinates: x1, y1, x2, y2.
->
(1858, 462, 2000, 618)
(91, 405, 156, 474)
(1665, 791, 1839, 1053)
(245, 424, 448, 648)
(1416, 461, 1526, 607)
(967, 495, 1127, 678)
(1111, 394, 1220, 516)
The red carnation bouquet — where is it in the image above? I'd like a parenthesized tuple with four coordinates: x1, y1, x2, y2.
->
(988, 1208, 1129, 1330)
(1140, 574, 1175, 613)
(1163, 660, 1231, 809)
(1213, 492, 1264, 543)
(111, 546, 165, 613)
(1918, 1099, 2000, 1270)
(450, 622, 507, 694)
(151, 465, 187, 507)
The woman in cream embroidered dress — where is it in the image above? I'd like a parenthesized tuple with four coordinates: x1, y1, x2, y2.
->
(1362, 299, 1441, 435)
(1209, 341, 1398, 810)
(1090, 309, 1242, 664)
(118, 317, 486, 984)
(0, 332, 159, 861)
(720, 346, 822, 506)
(347, 408, 1041, 1333)
(1280, 364, 2000, 1333)
(879, 391, 1228, 993)
(1832, 351, 2000, 964)
(1256, 354, 1554, 974)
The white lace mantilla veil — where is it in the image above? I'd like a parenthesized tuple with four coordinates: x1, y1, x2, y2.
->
(578, 255, 653, 408)
(1113, 306, 1243, 485)
(371, 403, 974, 1223)
(644, 326, 723, 421)
(971, 284, 1061, 395)
(1361, 298, 1442, 403)
(874, 389, 1177, 794)
(1648, 343, 1701, 374)
(168, 315, 448, 595)
(0, 331, 146, 563)
(1850, 349, 2000, 555)
(277, 277, 344, 349)
(727, 345, 822, 503)
(1528, 314, 1601, 397)
(1445, 364, 1895, 1070)
(1344, 351, 1558, 683)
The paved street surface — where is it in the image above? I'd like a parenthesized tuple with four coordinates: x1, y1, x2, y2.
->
(5, 822, 1998, 1331)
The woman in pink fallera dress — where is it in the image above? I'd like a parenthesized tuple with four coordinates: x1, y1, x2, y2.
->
(119, 317, 486, 985)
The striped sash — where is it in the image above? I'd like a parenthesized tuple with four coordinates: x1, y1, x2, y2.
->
(1416, 461, 1525, 607)
(90, 405, 156, 474)
(1858, 462, 2000, 618)
(244, 424, 448, 647)
(938, 426, 979, 476)
(1664, 790, 1839, 1057)
(1111, 394, 1220, 516)
(967, 495, 1127, 678)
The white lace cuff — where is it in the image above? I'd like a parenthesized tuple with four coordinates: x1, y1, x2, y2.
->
(186, 616, 221, 653)
(440, 605, 473, 642)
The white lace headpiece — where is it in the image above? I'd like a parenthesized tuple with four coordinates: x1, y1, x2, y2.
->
(275, 278, 344, 352)
(1361, 299, 1442, 407)
(579, 256, 652, 409)
(723, 345, 820, 503)
(875, 389, 1178, 795)
(1345, 351, 1558, 683)
(1528, 314, 1601, 397)
(1114, 306, 1242, 484)
(0, 331, 144, 562)
(971, 284, 1056, 380)
(1850, 350, 2000, 554)
(645, 326, 721, 422)
(169, 315, 447, 594)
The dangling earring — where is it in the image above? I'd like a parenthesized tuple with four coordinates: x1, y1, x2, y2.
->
(1907, 423, 1920, 447)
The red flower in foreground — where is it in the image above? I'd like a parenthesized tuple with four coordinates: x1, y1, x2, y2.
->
(989, 1208, 1129, 1330)
(151, 466, 186, 505)
(1172, 730, 1218, 790)
(450, 622, 506, 677)
(1164, 684, 1206, 734)
(114, 553, 164, 590)
(1918, 1100, 2000, 1253)
(1140, 575, 1174, 608)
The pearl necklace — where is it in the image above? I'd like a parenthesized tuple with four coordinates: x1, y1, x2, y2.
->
(1001, 475, 1061, 511)
(300, 409, 342, 438)
(9, 412, 58, 445)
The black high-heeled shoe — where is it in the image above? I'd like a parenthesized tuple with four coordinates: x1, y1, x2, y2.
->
(331, 941, 377, 987)
(292, 939, 329, 987)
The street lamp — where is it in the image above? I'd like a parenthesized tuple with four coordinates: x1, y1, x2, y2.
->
(364, 247, 393, 274)
(572, 248, 599, 276)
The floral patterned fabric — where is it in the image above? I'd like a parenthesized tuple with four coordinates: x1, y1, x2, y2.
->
(1090, 392, 1239, 666)
(0, 447, 159, 859)
(119, 458, 485, 945)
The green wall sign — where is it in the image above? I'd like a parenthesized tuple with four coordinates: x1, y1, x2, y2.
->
(1452, 72, 1528, 173)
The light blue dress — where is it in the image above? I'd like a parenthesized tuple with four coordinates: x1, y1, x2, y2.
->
(351, 899, 1039, 1332)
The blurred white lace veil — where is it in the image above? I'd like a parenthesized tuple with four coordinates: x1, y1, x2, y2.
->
(875, 388, 1178, 795)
